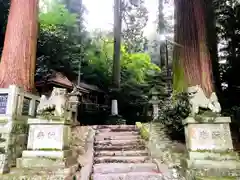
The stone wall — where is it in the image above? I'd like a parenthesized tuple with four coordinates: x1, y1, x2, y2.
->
(142, 122, 187, 167)
(0, 85, 40, 173)
(71, 125, 91, 165)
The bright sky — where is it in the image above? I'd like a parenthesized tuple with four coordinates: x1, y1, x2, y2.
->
(83, 0, 159, 35)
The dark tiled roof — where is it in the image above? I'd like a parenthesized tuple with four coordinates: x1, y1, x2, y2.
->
(36, 72, 103, 93)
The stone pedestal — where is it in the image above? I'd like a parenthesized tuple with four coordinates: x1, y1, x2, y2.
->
(17, 118, 78, 177)
(182, 116, 240, 178)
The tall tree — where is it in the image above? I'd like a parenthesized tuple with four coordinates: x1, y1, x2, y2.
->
(215, 0, 240, 106)
(112, 0, 122, 89)
(122, 0, 148, 53)
(173, 0, 216, 97)
(0, 0, 39, 92)
(111, 0, 122, 116)
(0, 0, 10, 53)
(158, 0, 165, 67)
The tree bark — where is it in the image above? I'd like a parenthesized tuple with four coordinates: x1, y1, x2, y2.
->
(158, 0, 165, 68)
(173, 0, 215, 97)
(0, 0, 39, 92)
(112, 0, 122, 89)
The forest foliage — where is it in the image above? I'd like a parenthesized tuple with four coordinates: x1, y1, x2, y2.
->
(0, 0, 240, 125)
(0, 0, 160, 122)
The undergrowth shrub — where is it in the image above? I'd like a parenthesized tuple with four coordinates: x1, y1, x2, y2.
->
(158, 92, 190, 142)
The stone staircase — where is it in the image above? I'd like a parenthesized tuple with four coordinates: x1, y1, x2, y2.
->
(91, 125, 164, 180)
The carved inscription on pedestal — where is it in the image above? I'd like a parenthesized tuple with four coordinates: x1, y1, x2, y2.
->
(187, 124, 233, 151)
(22, 97, 30, 116)
(199, 129, 209, 139)
(32, 126, 63, 150)
(0, 94, 8, 114)
(212, 131, 221, 139)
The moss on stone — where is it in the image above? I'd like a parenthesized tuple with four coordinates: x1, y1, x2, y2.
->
(192, 149, 235, 155)
(194, 111, 220, 123)
(196, 176, 237, 180)
(172, 54, 186, 93)
(12, 123, 28, 134)
(136, 122, 149, 140)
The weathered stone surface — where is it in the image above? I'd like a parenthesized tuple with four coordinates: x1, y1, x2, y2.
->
(95, 135, 141, 141)
(185, 159, 240, 169)
(142, 123, 185, 167)
(0, 154, 10, 174)
(185, 122, 233, 151)
(139, 122, 186, 179)
(91, 124, 177, 180)
(94, 139, 144, 146)
(187, 151, 239, 161)
(182, 116, 240, 178)
(97, 127, 138, 133)
(27, 123, 70, 150)
(78, 127, 95, 180)
(0, 165, 79, 180)
(92, 172, 163, 180)
(0, 125, 90, 178)
(94, 150, 148, 157)
(94, 156, 149, 164)
(70, 126, 89, 157)
(95, 132, 139, 136)
(22, 150, 72, 159)
(94, 144, 146, 151)
(93, 163, 157, 174)
(97, 125, 136, 129)
(17, 156, 77, 168)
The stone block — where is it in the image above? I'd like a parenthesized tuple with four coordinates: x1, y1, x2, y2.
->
(93, 163, 157, 174)
(22, 150, 72, 159)
(182, 159, 240, 177)
(92, 172, 164, 180)
(187, 151, 239, 161)
(182, 116, 240, 178)
(15, 117, 78, 176)
(0, 164, 79, 180)
(184, 117, 233, 151)
(17, 155, 77, 169)
(27, 123, 70, 151)
(0, 154, 9, 174)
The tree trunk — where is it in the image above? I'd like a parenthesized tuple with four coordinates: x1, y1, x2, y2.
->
(158, 0, 165, 68)
(173, 0, 215, 97)
(0, 0, 39, 92)
(112, 0, 122, 89)
(204, 0, 221, 93)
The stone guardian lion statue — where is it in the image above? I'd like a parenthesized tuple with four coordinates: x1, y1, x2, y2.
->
(187, 85, 221, 115)
(37, 87, 69, 118)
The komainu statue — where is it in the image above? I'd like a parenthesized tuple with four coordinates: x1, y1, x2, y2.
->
(187, 85, 221, 115)
(37, 87, 69, 118)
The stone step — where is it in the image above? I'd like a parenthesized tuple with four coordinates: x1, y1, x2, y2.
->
(94, 156, 149, 164)
(94, 139, 144, 146)
(1, 165, 79, 179)
(186, 159, 240, 170)
(95, 132, 139, 136)
(97, 125, 136, 129)
(95, 135, 141, 141)
(92, 172, 163, 180)
(94, 150, 148, 157)
(93, 163, 158, 174)
(94, 144, 146, 151)
(97, 128, 138, 133)
(16, 156, 77, 169)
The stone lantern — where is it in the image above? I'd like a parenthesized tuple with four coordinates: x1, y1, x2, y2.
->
(68, 86, 82, 125)
(149, 88, 160, 121)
